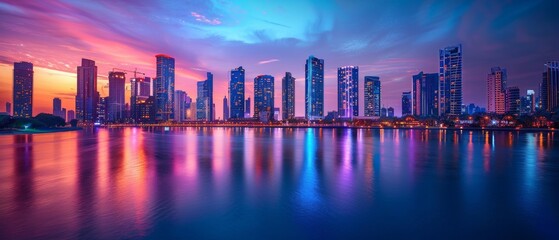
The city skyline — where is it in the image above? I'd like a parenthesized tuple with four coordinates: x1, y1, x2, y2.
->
(1, 1, 559, 118)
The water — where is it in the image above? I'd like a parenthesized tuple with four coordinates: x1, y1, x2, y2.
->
(1, 128, 558, 239)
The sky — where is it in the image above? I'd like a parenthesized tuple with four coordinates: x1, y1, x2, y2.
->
(0, 0, 558, 118)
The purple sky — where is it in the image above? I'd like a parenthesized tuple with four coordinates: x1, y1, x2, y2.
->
(0, 0, 558, 117)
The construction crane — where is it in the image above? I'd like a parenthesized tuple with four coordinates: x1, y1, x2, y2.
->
(111, 68, 146, 79)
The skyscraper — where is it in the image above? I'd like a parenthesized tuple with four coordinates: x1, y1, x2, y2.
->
(196, 72, 213, 121)
(439, 44, 463, 116)
(305, 55, 324, 120)
(542, 61, 559, 112)
(337, 66, 359, 118)
(245, 98, 251, 118)
(527, 90, 535, 113)
(154, 54, 175, 121)
(174, 90, 187, 122)
(108, 71, 126, 122)
(67, 110, 75, 121)
(131, 76, 151, 123)
(254, 75, 274, 121)
(412, 72, 439, 117)
(387, 107, 395, 118)
(282, 72, 295, 120)
(402, 92, 412, 116)
(13, 61, 33, 118)
(61, 108, 67, 122)
(229, 66, 245, 119)
(223, 96, 229, 120)
(53, 97, 62, 118)
(76, 58, 98, 122)
(364, 76, 381, 117)
(506, 86, 520, 115)
(487, 67, 507, 114)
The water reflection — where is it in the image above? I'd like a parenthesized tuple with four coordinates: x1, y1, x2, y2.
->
(0, 128, 558, 239)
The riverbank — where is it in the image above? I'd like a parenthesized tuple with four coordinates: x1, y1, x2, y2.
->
(0, 127, 83, 135)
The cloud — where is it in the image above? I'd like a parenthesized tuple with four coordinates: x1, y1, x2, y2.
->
(191, 12, 221, 25)
(258, 59, 280, 65)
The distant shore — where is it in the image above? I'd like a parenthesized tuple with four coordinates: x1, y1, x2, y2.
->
(96, 124, 558, 132)
(0, 127, 82, 135)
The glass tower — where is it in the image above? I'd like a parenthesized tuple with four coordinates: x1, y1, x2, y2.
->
(439, 44, 463, 116)
(155, 54, 175, 122)
(229, 66, 245, 119)
(305, 55, 324, 120)
(282, 72, 295, 120)
(254, 75, 275, 121)
(337, 66, 359, 118)
(412, 72, 439, 117)
(364, 76, 381, 117)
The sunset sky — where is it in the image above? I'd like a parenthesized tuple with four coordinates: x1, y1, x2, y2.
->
(1, 0, 558, 118)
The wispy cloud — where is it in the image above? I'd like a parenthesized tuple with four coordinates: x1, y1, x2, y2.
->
(191, 12, 221, 25)
(258, 59, 279, 65)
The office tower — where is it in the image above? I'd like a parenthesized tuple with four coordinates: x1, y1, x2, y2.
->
(136, 96, 155, 123)
(527, 90, 535, 113)
(337, 66, 359, 118)
(439, 44, 463, 116)
(76, 58, 98, 122)
(387, 107, 394, 118)
(245, 98, 251, 118)
(364, 76, 381, 117)
(381, 107, 387, 117)
(274, 107, 280, 121)
(6, 102, 11, 115)
(67, 110, 75, 121)
(229, 66, 245, 119)
(542, 61, 559, 112)
(53, 97, 62, 117)
(223, 96, 229, 120)
(173, 90, 187, 122)
(196, 72, 214, 121)
(61, 108, 67, 122)
(107, 71, 126, 122)
(154, 54, 175, 121)
(185, 96, 193, 120)
(506, 86, 520, 115)
(305, 55, 324, 120)
(402, 92, 412, 116)
(487, 67, 507, 114)
(254, 75, 275, 121)
(282, 72, 295, 120)
(412, 72, 439, 117)
(13, 61, 33, 118)
(97, 97, 107, 124)
(131, 77, 151, 123)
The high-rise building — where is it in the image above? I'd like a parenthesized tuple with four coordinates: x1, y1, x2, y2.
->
(254, 75, 275, 121)
(245, 98, 251, 118)
(387, 107, 394, 118)
(154, 54, 175, 121)
(506, 86, 520, 115)
(487, 67, 507, 114)
(76, 58, 98, 122)
(412, 72, 439, 117)
(305, 55, 324, 120)
(223, 95, 229, 120)
(527, 90, 535, 113)
(136, 96, 155, 123)
(282, 72, 295, 120)
(542, 61, 559, 112)
(229, 66, 245, 119)
(402, 92, 412, 116)
(337, 66, 359, 118)
(439, 44, 463, 116)
(131, 76, 151, 123)
(381, 107, 387, 117)
(53, 97, 62, 118)
(174, 90, 187, 122)
(61, 108, 67, 122)
(108, 71, 126, 122)
(364, 76, 381, 117)
(185, 95, 193, 120)
(196, 72, 214, 121)
(6, 102, 11, 115)
(13, 61, 33, 118)
(97, 97, 107, 124)
(67, 110, 75, 121)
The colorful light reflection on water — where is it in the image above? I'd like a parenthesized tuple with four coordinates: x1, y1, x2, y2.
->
(0, 128, 558, 239)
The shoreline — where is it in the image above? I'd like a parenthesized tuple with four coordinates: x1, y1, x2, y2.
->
(0, 127, 83, 135)
(97, 125, 558, 132)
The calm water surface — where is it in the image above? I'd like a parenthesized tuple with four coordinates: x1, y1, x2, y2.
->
(1, 128, 558, 239)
